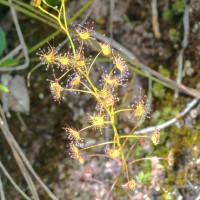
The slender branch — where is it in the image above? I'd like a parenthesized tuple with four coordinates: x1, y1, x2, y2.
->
(63, 88, 93, 94)
(80, 141, 115, 151)
(0, 0, 29, 71)
(0, 175, 6, 200)
(0, 106, 59, 200)
(0, 161, 31, 200)
(92, 32, 200, 99)
(119, 135, 149, 139)
(134, 98, 199, 134)
(114, 108, 133, 115)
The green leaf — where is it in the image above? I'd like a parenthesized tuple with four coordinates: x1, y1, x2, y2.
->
(0, 84, 9, 93)
(172, 0, 186, 15)
(46, 0, 60, 6)
(153, 82, 166, 98)
(0, 58, 18, 67)
(0, 28, 6, 56)
(163, 9, 173, 22)
(158, 65, 170, 77)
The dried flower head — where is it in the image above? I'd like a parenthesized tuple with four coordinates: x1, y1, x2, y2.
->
(105, 147, 121, 162)
(99, 42, 111, 56)
(151, 128, 160, 146)
(167, 150, 174, 167)
(122, 180, 136, 190)
(69, 143, 84, 164)
(50, 81, 63, 101)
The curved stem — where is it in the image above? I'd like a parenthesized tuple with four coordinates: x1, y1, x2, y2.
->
(38, 6, 57, 20)
(114, 108, 133, 115)
(43, 0, 59, 12)
(86, 154, 110, 158)
(88, 51, 102, 74)
(58, 69, 72, 81)
(63, 88, 92, 94)
(80, 141, 115, 152)
(119, 135, 149, 139)
(128, 157, 152, 166)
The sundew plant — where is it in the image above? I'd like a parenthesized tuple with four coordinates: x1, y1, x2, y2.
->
(32, 0, 174, 198)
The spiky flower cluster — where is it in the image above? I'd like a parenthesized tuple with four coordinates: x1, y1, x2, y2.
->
(88, 113, 107, 131)
(34, 2, 175, 196)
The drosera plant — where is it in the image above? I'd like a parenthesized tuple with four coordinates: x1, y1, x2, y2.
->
(32, 0, 174, 198)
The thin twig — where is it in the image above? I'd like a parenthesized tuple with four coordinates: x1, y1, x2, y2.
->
(92, 32, 200, 99)
(0, 105, 59, 200)
(0, 45, 21, 64)
(105, 176, 119, 200)
(0, 0, 29, 71)
(0, 161, 31, 200)
(151, 0, 161, 39)
(134, 98, 199, 134)
(175, 5, 190, 99)
(1, 119, 40, 199)
(0, 175, 5, 200)
(109, 0, 115, 39)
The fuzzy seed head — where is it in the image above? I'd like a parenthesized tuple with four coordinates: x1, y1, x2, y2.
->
(151, 128, 160, 146)
(50, 81, 63, 101)
(122, 180, 136, 190)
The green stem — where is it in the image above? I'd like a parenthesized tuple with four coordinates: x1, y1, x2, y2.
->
(80, 141, 115, 151)
(119, 135, 149, 139)
(63, 88, 92, 94)
(114, 108, 133, 115)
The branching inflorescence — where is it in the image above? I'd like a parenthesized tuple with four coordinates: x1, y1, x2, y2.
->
(32, 0, 174, 197)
